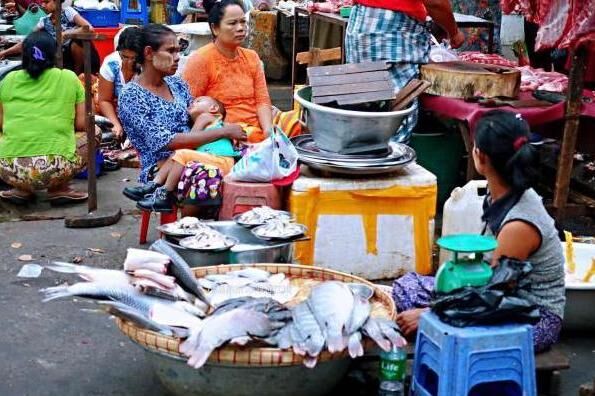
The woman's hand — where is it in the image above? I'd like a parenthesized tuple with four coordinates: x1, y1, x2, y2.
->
(223, 123, 247, 141)
(112, 124, 124, 140)
(449, 29, 466, 49)
(396, 308, 429, 337)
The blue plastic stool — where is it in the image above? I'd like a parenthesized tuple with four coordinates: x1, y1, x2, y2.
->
(120, 0, 148, 25)
(411, 312, 536, 396)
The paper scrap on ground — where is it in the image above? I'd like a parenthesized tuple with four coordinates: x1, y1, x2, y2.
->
(17, 264, 43, 278)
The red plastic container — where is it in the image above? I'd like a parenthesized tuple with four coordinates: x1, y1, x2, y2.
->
(218, 178, 284, 220)
(94, 26, 120, 64)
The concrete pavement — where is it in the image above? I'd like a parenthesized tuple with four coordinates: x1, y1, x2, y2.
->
(0, 167, 593, 395)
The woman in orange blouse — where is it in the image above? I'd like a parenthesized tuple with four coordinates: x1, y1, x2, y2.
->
(183, 0, 298, 143)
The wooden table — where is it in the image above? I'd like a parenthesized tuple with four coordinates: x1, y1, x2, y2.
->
(289, 9, 496, 90)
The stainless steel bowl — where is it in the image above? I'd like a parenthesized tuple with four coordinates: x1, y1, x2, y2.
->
(144, 347, 350, 396)
(162, 221, 294, 267)
(294, 86, 414, 153)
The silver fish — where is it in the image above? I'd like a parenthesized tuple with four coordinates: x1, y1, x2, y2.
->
(291, 302, 325, 357)
(41, 281, 203, 329)
(228, 268, 271, 282)
(269, 323, 293, 348)
(362, 317, 406, 352)
(98, 301, 184, 337)
(198, 278, 217, 290)
(347, 332, 364, 358)
(46, 262, 130, 285)
(150, 240, 211, 308)
(346, 295, 371, 335)
(180, 308, 272, 369)
(307, 281, 354, 353)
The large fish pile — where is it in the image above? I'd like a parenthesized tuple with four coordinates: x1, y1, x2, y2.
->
(40, 240, 405, 369)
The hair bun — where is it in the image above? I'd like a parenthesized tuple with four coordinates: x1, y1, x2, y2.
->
(202, 0, 217, 15)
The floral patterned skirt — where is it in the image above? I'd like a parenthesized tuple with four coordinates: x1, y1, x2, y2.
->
(0, 132, 92, 192)
(392, 272, 563, 352)
(0, 154, 85, 192)
(176, 161, 223, 202)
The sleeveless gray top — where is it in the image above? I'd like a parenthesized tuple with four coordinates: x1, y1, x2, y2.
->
(485, 188, 566, 318)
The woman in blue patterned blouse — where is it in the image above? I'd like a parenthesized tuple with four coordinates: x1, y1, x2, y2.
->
(118, 24, 246, 212)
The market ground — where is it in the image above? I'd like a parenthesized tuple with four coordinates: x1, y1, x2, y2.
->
(0, 86, 593, 396)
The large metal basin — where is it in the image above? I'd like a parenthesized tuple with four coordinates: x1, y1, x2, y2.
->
(163, 221, 293, 267)
(145, 347, 351, 396)
(294, 86, 414, 153)
(562, 242, 595, 331)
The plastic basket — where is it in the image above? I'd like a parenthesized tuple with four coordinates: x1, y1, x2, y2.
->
(76, 8, 120, 27)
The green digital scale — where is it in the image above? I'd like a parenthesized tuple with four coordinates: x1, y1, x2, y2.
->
(435, 234, 498, 293)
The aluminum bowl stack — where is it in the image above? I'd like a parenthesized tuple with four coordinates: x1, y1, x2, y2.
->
(291, 134, 416, 176)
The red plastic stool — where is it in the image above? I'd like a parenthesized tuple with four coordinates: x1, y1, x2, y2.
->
(218, 178, 284, 220)
(139, 206, 178, 244)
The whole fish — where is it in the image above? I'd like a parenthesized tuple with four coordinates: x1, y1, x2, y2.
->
(150, 240, 211, 308)
(46, 262, 131, 285)
(212, 297, 283, 314)
(291, 302, 325, 357)
(307, 281, 354, 353)
(347, 332, 364, 358)
(346, 295, 371, 335)
(180, 308, 272, 369)
(98, 301, 183, 337)
(41, 281, 203, 328)
(227, 268, 271, 282)
(362, 317, 406, 352)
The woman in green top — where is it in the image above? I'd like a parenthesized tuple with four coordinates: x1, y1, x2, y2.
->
(0, 31, 88, 204)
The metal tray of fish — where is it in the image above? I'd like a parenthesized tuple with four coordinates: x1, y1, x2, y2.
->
(156, 222, 209, 237)
(251, 223, 307, 241)
(233, 210, 294, 228)
(178, 235, 238, 252)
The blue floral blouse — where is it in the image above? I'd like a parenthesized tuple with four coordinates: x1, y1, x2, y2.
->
(118, 76, 193, 182)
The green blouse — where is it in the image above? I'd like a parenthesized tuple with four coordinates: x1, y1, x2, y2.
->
(0, 68, 84, 161)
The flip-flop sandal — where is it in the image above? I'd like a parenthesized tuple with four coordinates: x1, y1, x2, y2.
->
(0, 190, 34, 205)
(48, 191, 88, 205)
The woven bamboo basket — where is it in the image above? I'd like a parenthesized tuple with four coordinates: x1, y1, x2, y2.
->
(116, 263, 396, 367)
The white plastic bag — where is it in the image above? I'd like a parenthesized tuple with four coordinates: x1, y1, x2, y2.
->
(229, 127, 298, 182)
(429, 35, 459, 63)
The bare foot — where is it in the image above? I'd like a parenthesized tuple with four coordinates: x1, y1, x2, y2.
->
(396, 308, 429, 337)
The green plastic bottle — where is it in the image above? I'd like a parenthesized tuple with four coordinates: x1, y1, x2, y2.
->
(378, 347, 406, 396)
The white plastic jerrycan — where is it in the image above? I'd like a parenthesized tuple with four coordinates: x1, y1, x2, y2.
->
(439, 180, 488, 263)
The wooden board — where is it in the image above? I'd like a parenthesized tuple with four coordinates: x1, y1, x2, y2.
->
(309, 70, 390, 87)
(312, 79, 393, 97)
(307, 60, 389, 78)
(421, 61, 521, 99)
(314, 89, 396, 105)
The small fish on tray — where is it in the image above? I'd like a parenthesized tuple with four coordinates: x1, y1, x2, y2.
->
(251, 219, 307, 241)
(179, 228, 237, 251)
(234, 206, 293, 227)
(157, 216, 211, 236)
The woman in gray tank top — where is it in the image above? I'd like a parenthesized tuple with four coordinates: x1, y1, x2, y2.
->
(392, 110, 565, 352)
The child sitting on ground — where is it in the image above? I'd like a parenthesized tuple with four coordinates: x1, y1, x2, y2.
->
(123, 96, 241, 212)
